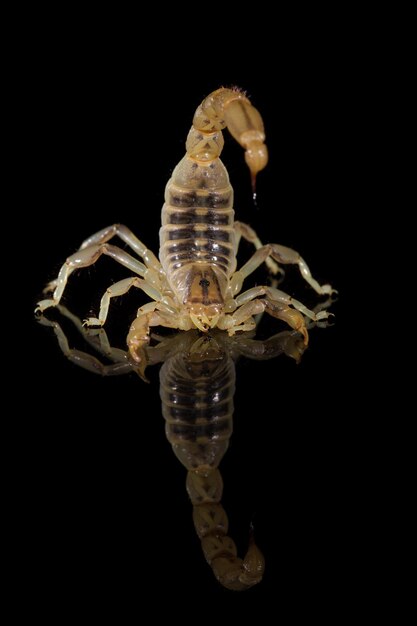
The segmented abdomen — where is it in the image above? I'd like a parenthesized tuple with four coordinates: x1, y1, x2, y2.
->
(159, 157, 237, 290)
(160, 350, 235, 471)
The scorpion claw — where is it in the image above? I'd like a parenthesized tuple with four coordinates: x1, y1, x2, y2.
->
(128, 338, 148, 362)
(128, 343, 149, 382)
(284, 334, 307, 363)
(300, 325, 309, 346)
(136, 363, 150, 383)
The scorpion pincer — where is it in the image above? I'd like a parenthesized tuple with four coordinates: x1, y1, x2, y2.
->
(36, 87, 335, 364)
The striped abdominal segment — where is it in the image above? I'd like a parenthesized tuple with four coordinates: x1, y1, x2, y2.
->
(160, 158, 236, 308)
(161, 349, 235, 454)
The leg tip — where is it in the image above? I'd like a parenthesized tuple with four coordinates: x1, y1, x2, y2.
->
(35, 299, 57, 314)
(320, 284, 338, 296)
(83, 317, 104, 327)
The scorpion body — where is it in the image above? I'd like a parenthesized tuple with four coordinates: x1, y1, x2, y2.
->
(36, 87, 335, 362)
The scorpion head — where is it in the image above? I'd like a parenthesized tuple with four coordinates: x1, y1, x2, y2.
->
(177, 265, 226, 332)
(188, 303, 222, 332)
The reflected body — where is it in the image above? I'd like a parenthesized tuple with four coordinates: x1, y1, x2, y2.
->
(36, 87, 335, 364)
(161, 335, 265, 591)
(38, 305, 325, 590)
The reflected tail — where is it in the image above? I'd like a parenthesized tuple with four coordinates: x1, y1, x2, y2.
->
(187, 468, 264, 591)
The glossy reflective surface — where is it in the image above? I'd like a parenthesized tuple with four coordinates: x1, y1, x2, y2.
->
(36, 306, 330, 591)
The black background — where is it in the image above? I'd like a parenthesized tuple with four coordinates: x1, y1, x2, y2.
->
(20, 23, 365, 612)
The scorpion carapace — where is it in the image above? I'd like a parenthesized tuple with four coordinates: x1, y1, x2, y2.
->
(38, 306, 330, 590)
(36, 87, 335, 365)
(182, 86, 268, 189)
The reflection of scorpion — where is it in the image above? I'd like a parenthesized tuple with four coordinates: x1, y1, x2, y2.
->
(38, 304, 330, 591)
(36, 87, 335, 365)
(159, 331, 301, 591)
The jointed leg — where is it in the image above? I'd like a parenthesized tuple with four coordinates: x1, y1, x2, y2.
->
(231, 329, 308, 364)
(84, 276, 163, 326)
(37, 310, 134, 376)
(235, 285, 330, 322)
(234, 221, 282, 275)
(224, 299, 265, 330)
(220, 297, 309, 344)
(221, 284, 331, 344)
(48, 304, 128, 361)
(79, 223, 161, 270)
(42, 224, 161, 297)
(233, 243, 335, 296)
(36, 243, 147, 313)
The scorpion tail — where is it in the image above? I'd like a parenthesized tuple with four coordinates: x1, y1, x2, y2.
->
(190, 87, 268, 191)
(187, 468, 265, 591)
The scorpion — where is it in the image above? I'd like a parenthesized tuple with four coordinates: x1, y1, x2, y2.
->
(38, 304, 326, 590)
(36, 87, 335, 363)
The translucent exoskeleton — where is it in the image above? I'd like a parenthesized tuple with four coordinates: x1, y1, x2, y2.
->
(35, 87, 336, 364)
(37, 301, 333, 590)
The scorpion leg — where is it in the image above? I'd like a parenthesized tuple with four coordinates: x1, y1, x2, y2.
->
(84, 277, 163, 326)
(219, 299, 265, 335)
(37, 313, 134, 376)
(79, 224, 161, 270)
(41, 225, 161, 297)
(35, 243, 147, 313)
(221, 298, 310, 344)
(231, 244, 335, 296)
(222, 285, 330, 344)
(232, 329, 307, 364)
(235, 286, 330, 322)
(234, 221, 282, 276)
(48, 304, 129, 362)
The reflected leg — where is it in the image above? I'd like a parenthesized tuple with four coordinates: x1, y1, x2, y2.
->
(231, 329, 307, 364)
(37, 313, 133, 376)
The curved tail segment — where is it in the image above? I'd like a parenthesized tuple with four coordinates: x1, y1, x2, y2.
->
(187, 468, 265, 591)
(188, 87, 268, 191)
(160, 87, 268, 293)
(161, 342, 265, 591)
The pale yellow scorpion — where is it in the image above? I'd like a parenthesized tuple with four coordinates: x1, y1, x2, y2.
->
(36, 87, 335, 360)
